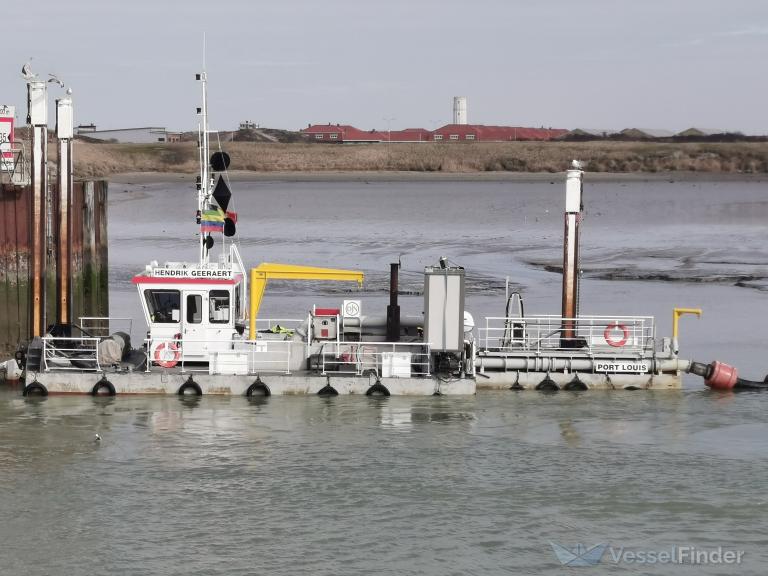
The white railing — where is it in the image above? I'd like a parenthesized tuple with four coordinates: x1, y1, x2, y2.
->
(238, 339, 293, 374)
(39, 330, 432, 379)
(318, 341, 431, 377)
(41, 336, 102, 372)
(479, 315, 656, 354)
(229, 339, 294, 375)
(144, 336, 294, 375)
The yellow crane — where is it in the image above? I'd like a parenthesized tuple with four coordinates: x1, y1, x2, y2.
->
(249, 263, 364, 337)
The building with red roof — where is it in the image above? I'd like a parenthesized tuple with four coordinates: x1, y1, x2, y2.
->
(431, 124, 568, 142)
(302, 123, 567, 143)
(303, 124, 383, 143)
(385, 128, 432, 142)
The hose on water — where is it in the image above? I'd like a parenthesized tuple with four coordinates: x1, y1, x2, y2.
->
(689, 361, 768, 391)
(732, 377, 768, 390)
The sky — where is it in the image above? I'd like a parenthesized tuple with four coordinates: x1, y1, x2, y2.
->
(3, 0, 768, 134)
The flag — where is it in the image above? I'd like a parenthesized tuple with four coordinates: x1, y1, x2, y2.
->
(201, 208, 224, 233)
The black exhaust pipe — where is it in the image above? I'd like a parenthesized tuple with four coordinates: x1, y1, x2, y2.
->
(386, 262, 400, 342)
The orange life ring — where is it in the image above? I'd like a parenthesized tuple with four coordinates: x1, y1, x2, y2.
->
(154, 341, 180, 368)
(604, 322, 629, 347)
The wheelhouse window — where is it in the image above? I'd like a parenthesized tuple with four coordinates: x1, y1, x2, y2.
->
(186, 294, 202, 323)
(144, 289, 180, 323)
(209, 290, 230, 324)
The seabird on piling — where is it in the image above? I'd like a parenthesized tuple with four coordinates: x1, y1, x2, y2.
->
(21, 60, 36, 80)
(48, 74, 65, 88)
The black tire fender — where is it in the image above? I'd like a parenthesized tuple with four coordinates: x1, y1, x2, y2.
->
(563, 375, 588, 391)
(365, 381, 390, 397)
(178, 377, 202, 396)
(535, 376, 559, 392)
(246, 377, 271, 397)
(317, 383, 339, 396)
(23, 380, 48, 397)
(91, 377, 116, 396)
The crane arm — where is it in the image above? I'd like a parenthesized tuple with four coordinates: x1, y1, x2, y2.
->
(249, 262, 364, 337)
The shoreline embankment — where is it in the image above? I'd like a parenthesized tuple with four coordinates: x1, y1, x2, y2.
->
(108, 170, 767, 185)
(70, 140, 768, 181)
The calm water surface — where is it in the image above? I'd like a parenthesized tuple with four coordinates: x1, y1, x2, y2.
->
(1, 389, 767, 575)
(2, 177, 767, 574)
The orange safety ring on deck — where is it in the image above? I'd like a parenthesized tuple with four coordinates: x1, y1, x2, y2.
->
(154, 341, 180, 368)
(604, 322, 629, 347)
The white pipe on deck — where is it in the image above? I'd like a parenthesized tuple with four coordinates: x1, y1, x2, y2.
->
(475, 355, 691, 374)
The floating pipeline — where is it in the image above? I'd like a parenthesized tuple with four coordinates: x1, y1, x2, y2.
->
(689, 360, 768, 391)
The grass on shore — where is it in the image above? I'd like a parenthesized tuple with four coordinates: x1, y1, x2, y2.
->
(69, 140, 768, 179)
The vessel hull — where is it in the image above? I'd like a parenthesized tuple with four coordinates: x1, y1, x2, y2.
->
(25, 371, 475, 396)
(476, 370, 681, 390)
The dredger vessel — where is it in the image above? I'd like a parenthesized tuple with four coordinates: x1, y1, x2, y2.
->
(7, 69, 749, 397)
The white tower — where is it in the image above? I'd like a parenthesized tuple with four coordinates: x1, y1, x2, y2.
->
(453, 96, 467, 125)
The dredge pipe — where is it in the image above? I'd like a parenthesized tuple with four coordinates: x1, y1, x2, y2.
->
(475, 356, 691, 374)
(690, 360, 768, 391)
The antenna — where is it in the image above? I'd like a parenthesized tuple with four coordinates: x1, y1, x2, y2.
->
(196, 34, 210, 264)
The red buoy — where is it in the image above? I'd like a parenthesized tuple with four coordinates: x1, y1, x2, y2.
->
(705, 361, 738, 390)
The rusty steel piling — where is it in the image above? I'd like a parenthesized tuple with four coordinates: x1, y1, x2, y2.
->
(1, 78, 109, 356)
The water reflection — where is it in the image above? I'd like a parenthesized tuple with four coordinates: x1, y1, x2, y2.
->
(1, 387, 767, 575)
(178, 395, 203, 410)
(246, 396, 270, 408)
(558, 420, 581, 447)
